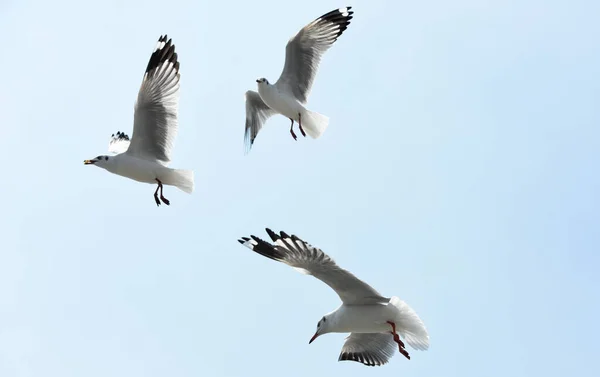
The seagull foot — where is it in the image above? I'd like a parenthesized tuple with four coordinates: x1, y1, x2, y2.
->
(387, 321, 410, 360)
(399, 347, 411, 360)
(154, 178, 167, 207)
(299, 124, 306, 137)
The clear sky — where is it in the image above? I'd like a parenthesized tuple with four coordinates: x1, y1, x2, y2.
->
(0, 0, 599, 376)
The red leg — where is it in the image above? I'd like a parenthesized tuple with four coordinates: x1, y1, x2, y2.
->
(298, 113, 306, 137)
(289, 119, 297, 140)
(387, 321, 410, 360)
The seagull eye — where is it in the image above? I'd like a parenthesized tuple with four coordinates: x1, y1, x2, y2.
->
(105, 156, 109, 160)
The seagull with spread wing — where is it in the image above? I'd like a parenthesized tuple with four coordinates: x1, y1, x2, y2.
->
(84, 35, 193, 206)
(238, 229, 430, 367)
(244, 7, 354, 152)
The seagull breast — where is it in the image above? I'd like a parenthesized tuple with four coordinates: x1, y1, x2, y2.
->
(257, 83, 303, 120)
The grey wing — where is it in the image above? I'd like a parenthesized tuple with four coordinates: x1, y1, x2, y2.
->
(128, 35, 180, 164)
(238, 228, 388, 305)
(244, 91, 276, 153)
(338, 333, 397, 367)
(274, 7, 354, 104)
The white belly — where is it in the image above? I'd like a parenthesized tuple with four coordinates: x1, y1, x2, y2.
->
(109, 155, 164, 184)
(332, 304, 399, 334)
(258, 84, 304, 121)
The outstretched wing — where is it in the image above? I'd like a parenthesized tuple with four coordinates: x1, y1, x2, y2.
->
(244, 90, 276, 153)
(238, 228, 387, 305)
(128, 35, 181, 165)
(338, 333, 397, 367)
(108, 131, 131, 154)
(275, 7, 354, 104)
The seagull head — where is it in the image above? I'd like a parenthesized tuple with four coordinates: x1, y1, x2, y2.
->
(256, 77, 270, 86)
(309, 315, 332, 344)
(84, 155, 110, 168)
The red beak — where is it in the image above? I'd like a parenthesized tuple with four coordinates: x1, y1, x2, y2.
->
(309, 332, 319, 344)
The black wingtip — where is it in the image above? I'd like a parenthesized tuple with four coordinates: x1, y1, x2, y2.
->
(315, 7, 354, 40)
(144, 34, 179, 77)
(239, 232, 285, 263)
(265, 228, 279, 242)
(238, 236, 254, 246)
(111, 131, 130, 141)
(339, 352, 380, 367)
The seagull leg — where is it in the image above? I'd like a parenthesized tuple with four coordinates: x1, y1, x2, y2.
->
(387, 321, 406, 348)
(387, 321, 410, 360)
(156, 179, 170, 206)
(298, 113, 306, 137)
(154, 183, 161, 207)
(289, 118, 297, 140)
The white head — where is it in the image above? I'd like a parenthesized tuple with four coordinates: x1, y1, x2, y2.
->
(83, 155, 114, 170)
(255, 77, 270, 87)
(309, 314, 334, 344)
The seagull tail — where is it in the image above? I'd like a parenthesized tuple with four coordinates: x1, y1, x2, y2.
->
(164, 168, 194, 194)
(389, 296, 430, 351)
(301, 109, 329, 139)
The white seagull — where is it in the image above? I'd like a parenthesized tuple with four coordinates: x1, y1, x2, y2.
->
(84, 35, 193, 206)
(244, 7, 354, 152)
(238, 229, 430, 367)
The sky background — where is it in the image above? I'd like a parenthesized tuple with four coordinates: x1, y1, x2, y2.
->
(0, 0, 599, 376)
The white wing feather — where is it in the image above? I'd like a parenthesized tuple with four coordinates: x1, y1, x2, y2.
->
(108, 131, 131, 154)
(275, 7, 354, 104)
(239, 229, 388, 305)
(127, 35, 180, 165)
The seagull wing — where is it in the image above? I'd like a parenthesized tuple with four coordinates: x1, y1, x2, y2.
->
(274, 7, 354, 104)
(108, 131, 131, 154)
(338, 333, 397, 367)
(239, 228, 388, 305)
(127, 35, 180, 165)
(244, 90, 277, 153)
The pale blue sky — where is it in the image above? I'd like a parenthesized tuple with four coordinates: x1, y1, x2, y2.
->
(0, 0, 599, 376)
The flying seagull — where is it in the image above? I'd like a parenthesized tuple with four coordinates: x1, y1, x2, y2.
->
(84, 35, 194, 206)
(244, 6, 354, 152)
(238, 229, 430, 366)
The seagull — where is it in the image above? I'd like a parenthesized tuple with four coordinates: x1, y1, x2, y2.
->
(244, 7, 354, 152)
(238, 229, 430, 367)
(84, 35, 194, 206)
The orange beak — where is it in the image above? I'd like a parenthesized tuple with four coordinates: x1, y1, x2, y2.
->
(84, 160, 95, 165)
(309, 332, 319, 344)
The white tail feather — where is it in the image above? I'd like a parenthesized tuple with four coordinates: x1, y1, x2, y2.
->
(301, 109, 329, 139)
(389, 297, 430, 351)
(164, 169, 194, 194)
